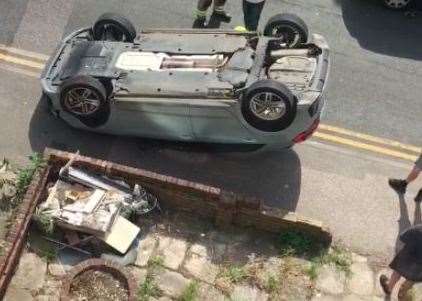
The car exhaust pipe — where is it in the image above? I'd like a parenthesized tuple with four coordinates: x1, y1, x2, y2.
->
(271, 49, 311, 58)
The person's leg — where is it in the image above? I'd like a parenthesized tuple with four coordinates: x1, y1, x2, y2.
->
(214, 0, 227, 7)
(242, 0, 250, 31)
(415, 188, 422, 203)
(212, 0, 231, 22)
(193, 0, 212, 28)
(406, 165, 421, 184)
(387, 271, 402, 292)
(197, 0, 212, 11)
(243, 1, 265, 31)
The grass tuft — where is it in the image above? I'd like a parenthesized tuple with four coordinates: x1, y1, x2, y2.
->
(138, 274, 162, 301)
(321, 246, 352, 275)
(33, 208, 55, 235)
(307, 246, 352, 280)
(15, 153, 45, 203)
(305, 263, 319, 281)
(264, 275, 279, 293)
(220, 265, 248, 284)
(41, 248, 57, 263)
(147, 256, 164, 270)
(178, 281, 199, 301)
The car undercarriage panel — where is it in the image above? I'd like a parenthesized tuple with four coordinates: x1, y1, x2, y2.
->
(115, 70, 234, 99)
(135, 33, 249, 54)
(268, 56, 317, 94)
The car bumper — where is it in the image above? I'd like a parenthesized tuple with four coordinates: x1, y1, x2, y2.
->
(40, 27, 91, 94)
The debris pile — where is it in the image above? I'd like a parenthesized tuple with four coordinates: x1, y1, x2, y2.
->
(34, 152, 159, 259)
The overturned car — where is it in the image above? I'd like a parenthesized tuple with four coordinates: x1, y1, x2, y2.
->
(41, 13, 330, 147)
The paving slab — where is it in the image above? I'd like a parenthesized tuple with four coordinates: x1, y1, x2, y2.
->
(197, 283, 226, 301)
(4, 286, 33, 301)
(316, 265, 346, 295)
(231, 285, 268, 301)
(155, 269, 190, 297)
(347, 262, 374, 296)
(183, 252, 219, 284)
(8, 252, 47, 292)
(136, 233, 157, 267)
(128, 267, 147, 286)
(157, 235, 188, 270)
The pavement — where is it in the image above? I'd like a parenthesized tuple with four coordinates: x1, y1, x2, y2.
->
(0, 0, 421, 262)
(7, 214, 422, 301)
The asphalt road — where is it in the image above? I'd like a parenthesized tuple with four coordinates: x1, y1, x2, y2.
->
(1, 0, 421, 145)
(0, 0, 422, 260)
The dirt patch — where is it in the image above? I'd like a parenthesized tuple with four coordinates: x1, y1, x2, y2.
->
(70, 269, 129, 301)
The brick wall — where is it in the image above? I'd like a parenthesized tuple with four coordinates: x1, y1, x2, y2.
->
(44, 148, 332, 245)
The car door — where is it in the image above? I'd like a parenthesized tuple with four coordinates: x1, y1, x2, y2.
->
(189, 100, 256, 144)
(112, 97, 193, 141)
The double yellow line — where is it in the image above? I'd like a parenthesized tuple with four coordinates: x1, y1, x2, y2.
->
(0, 43, 420, 162)
(315, 125, 420, 162)
(0, 44, 48, 77)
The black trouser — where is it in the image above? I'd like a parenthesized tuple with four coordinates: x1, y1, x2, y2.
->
(197, 0, 227, 11)
(242, 0, 265, 31)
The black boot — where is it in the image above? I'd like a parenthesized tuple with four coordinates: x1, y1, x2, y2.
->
(212, 9, 232, 22)
(388, 179, 408, 194)
(415, 189, 422, 203)
(193, 16, 207, 29)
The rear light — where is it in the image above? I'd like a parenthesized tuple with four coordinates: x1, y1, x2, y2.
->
(293, 118, 320, 144)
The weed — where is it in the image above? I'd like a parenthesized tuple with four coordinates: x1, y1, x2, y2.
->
(14, 153, 45, 206)
(138, 274, 162, 301)
(40, 248, 57, 262)
(305, 263, 318, 281)
(220, 265, 248, 283)
(33, 208, 55, 235)
(147, 256, 164, 270)
(307, 246, 352, 280)
(178, 281, 199, 301)
(264, 275, 279, 293)
(321, 246, 352, 276)
(278, 231, 313, 257)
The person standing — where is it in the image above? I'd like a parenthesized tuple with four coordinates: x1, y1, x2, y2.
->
(193, 0, 231, 28)
(389, 153, 422, 202)
(242, 0, 266, 31)
(380, 224, 422, 300)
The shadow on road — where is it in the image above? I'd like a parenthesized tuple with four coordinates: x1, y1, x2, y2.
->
(29, 96, 302, 212)
(111, 138, 302, 211)
(334, 0, 422, 60)
(28, 95, 114, 160)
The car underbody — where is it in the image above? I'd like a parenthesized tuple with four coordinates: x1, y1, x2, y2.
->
(41, 14, 330, 147)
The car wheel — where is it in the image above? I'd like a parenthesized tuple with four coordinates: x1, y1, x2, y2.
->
(264, 14, 308, 48)
(383, 0, 412, 9)
(241, 80, 296, 132)
(93, 13, 137, 42)
(60, 76, 109, 127)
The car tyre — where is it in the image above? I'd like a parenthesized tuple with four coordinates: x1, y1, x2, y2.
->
(93, 13, 137, 42)
(242, 80, 296, 132)
(264, 14, 308, 48)
(60, 76, 110, 127)
(383, 0, 412, 10)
